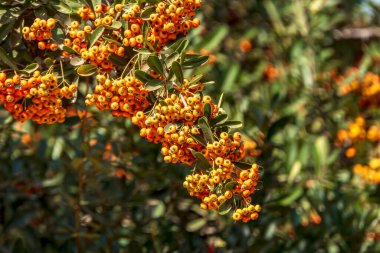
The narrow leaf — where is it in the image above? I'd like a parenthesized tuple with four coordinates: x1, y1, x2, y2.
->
(77, 64, 97, 76)
(189, 148, 210, 169)
(105, 21, 122, 30)
(211, 113, 228, 125)
(164, 39, 189, 54)
(188, 74, 204, 86)
(203, 103, 212, 120)
(88, 26, 105, 48)
(198, 116, 214, 143)
(147, 55, 164, 75)
(182, 55, 208, 69)
(190, 133, 207, 146)
(218, 93, 224, 108)
(0, 47, 18, 70)
(141, 6, 156, 19)
(21, 63, 39, 74)
(108, 53, 129, 66)
(186, 218, 206, 232)
(218, 200, 232, 215)
(102, 35, 123, 46)
(225, 181, 238, 191)
(171, 61, 183, 83)
(63, 46, 78, 55)
(135, 70, 155, 83)
(233, 161, 252, 170)
(218, 120, 243, 128)
(145, 79, 164, 91)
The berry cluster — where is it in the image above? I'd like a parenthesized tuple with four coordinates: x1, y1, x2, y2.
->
(232, 204, 261, 222)
(77, 6, 96, 21)
(132, 93, 219, 165)
(0, 69, 76, 124)
(340, 71, 380, 108)
(4, 0, 263, 221)
(336, 116, 380, 155)
(353, 158, 380, 183)
(85, 74, 150, 118)
(184, 163, 261, 222)
(61, 0, 201, 72)
(337, 70, 380, 184)
(85, 72, 262, 220)
(145, 0, 201, 49)
(62, 18, 122, 72)
(22, 18, 58, 51)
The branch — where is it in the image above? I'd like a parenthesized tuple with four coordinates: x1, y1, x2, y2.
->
(334, 27, 380, 40)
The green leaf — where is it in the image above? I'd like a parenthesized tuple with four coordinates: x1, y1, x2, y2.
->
(225, 181, 238, 191)
(52, 1, 73, 14)
(42, 172, 65, 187)
(314, 136, 329, 169)
(190, 133, 207, 146)
(222, 62, 240, 90)
(21, 63, 39, 74)
(44, 58, 54, 67)
(186, 218, 206, 232)
(0, 47, 18, 70)
(164, 39, 189, 55)
(79, 0, 95, 12)
(171, 61, 183, 83)
(174, 39, 189, 54)
(233, 162, 252, 170)
(145, 79, 164, 91)
(165, 52, 180, 68)
(135, 70, 155, 83)
(106, 21, 122, 30)
(88, 26, 105, 48)
(211, 113, 228, 125)
(218, 93, 224, 108)
(201, 81, 215, 86)
(203, 103, 212, 120)
(63, 46, 78, 55)
(218, 200, 232, 215)
(142, 21, 149, 45)
(189, 148, 210, 169)
(102, 35, 123, 46)
(141, 6, 156, 19)
(218, 120, 243, 129)
(152, 201, 165, 218)
(34, 7, 48, 19)
(0, 21, 15, 43)
(198, 116, 214, 143)
(135, 48, 152, 55)
(108, 53, 129, 66)
(279, 187, 303, 206)
(147, 55, 164, 76)
(182, 55, 208, 69)
(188, 74, 204, 86)
(77, 64, 97, 76)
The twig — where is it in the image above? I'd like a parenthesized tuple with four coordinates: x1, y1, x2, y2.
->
(334, 27, 380, 40)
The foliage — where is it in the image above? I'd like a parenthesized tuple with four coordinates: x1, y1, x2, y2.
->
(0, 0, 379, 252)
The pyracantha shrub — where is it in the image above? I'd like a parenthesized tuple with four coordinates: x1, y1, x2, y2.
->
(0, 0, 263, 221)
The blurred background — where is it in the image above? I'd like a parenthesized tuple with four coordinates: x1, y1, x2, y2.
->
(0, 0, 380, 252)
